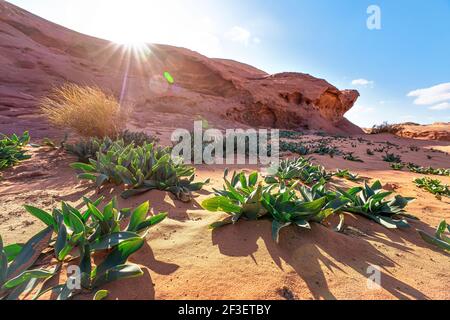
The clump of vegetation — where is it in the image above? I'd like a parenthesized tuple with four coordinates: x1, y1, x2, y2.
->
(374, 146, 387, 153)
(333, 169, 360, 181)
(383, 152, 402, 163)
(203, 170, 267, 228)
(71, 140, 208, 202)
(279, 130, 303, 139)
(40, 84, 128, 138)
(343, 152, 364, 163)
(280, 141, 310, 156)
(0, 132, 31, 170)
(202, 171, 347, 242)
(65, 137, 115, 163)
(407, 163, 450, 176)
(418, 220, 450, 252)
(338, 181, 416, 229)
(261, 184, 347, 242)
(118, 130, 159, 146)
(407, 164, 450, 177)
(264, 158, 332, 185)
(65, 131, 158, 163)
(390, 163, 405, 171)
(409, 145, 420, 152)
(414, 177, 450, 199)
(312, 144, 342, 158)
(366, 149, 374, 156)
(369, 122, 399, 134)
(0, 197, 166, 300)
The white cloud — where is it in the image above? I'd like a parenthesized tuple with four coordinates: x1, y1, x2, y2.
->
(225, 26, 252, 45)
(252, 37, 261, 44)
(429, 102, 450, 111)
(351, 79, 375, 87)
(407, 82, 450, 106)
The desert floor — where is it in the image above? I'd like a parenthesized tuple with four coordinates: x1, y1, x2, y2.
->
(0, 131, 449, 300)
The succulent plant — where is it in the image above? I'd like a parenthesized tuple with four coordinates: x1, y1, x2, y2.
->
(418, 220, 450, 252)
(414, 177, 450, 199)
(0, 132, 31, 170)
(0, 197, 166, 300)
(71, 141, 208, 202)
(338, 181, 416, 229)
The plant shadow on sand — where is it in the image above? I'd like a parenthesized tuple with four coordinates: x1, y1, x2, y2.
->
(211, 216, 430, 300)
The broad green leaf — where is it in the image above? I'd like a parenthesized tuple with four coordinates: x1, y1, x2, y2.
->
(2, 269, 55, 289)
(135, 213, 168, 234)
(201, 196, 242, 214)
(94, 238, 144, 277)
(94, 290, 109, 300)
(127, 201, 150, 232)
(419, 230, 450, 252)
(70, 162, 95, 172)
(90, 232, 140, 251)
(88, 203, 104, 221)
(7, 227, 53, 280)
(24, 206, 56, 230)
(92, 264, 143, 288)
(4, 243, 23, 263)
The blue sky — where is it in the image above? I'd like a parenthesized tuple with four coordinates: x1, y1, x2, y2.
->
(8, 0, 450, 127)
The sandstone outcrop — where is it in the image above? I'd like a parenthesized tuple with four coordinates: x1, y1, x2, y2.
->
(0, 1, 362, 137)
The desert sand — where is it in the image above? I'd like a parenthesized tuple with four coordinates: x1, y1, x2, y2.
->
(0, 1, 449, 300)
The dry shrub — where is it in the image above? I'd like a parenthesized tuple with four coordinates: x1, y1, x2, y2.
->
(369, 122, 400, 135)
(40, 84, 129, 138)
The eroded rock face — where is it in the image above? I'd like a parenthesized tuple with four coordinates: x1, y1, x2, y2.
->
(392, 123, 450, 142)
(0, 1, 362, 137)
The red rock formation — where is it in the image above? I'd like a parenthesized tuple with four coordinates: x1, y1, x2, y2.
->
(0, 1, 362, 137)
(392, 123, 450, 142)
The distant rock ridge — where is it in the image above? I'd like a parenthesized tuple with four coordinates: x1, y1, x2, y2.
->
(0, 0, 363, 137)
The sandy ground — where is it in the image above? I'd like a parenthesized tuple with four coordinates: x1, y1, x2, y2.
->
(0, 132, 449, 300)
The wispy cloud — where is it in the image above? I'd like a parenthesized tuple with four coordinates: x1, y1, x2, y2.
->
(407, 83, 450, 108)
(351, 79, 374, 87)
(225, 26, 260, 46)
(429, 102, 450, 110)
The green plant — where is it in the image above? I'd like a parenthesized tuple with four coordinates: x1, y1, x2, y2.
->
(0, 197, 166, 300)
(339, 181, 416, 229)
(265, 158, 332, 185)
(65, 137, 115, 163)
(313, 144, 342, 158)
(390, 163, 405, 171)
(71, 141, 208, 202)
(118, 130, 159, 146)
(202, 172, 347, 243)
(280, 141, 310, 156)
(262, 183, 347, 242)
(0, 132, 31, 170)
(334, 169, 360, 181)
(418, 220, 450, 252)
(343, 152, 364, 163)
(383, 153, 402, 163)
(414, 177, 450, 199)
(374, 147, 386, 153)
(407, 164, 450, 177)
(279, 130, 303, 139)
(202, 170, 267, 228)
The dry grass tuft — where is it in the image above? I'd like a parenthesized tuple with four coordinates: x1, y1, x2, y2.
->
(40, 84, 129, 138)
